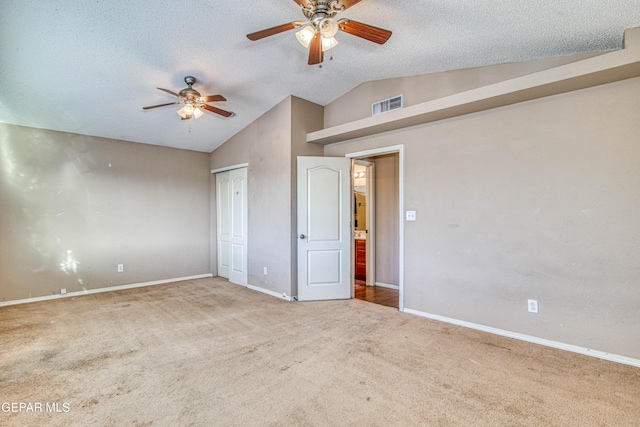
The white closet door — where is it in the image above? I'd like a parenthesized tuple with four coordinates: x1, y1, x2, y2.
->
(216, 172, 230, 279)
(228, 167, 248, 286)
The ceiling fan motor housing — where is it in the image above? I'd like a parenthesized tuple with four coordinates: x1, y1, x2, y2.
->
(303, 1, 338, 24)
(179, 76, 201, 101)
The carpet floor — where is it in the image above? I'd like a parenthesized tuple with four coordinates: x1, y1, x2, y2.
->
(1, 277, 638, 426)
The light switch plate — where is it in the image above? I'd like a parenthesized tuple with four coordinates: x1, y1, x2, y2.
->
(406, 210, 416, 221)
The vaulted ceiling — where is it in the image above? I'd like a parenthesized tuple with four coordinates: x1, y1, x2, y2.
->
(1, 1, 638, 152)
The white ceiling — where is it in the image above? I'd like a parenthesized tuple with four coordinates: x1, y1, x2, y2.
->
(1, 1, 639, 153)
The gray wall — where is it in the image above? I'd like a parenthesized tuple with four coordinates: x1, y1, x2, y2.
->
(325, 74, 640, 360)
(0, 123, 211, 302)
(209, 96, 323, 297)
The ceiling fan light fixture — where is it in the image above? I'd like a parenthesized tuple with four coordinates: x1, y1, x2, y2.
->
(183, 103, 195, 115)
(177, 105, 188, 119)
(321, 36, 338, 51)
(296, 25, 315, 48)
(193, 106, 204, 119)
(319, 18, 338, 39)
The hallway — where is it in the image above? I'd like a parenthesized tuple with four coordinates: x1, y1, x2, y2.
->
(354, 281, 399, 309)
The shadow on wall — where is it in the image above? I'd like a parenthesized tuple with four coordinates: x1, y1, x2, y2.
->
(1, 127, 98, 293)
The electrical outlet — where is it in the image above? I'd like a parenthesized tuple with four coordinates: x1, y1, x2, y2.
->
(61, 288, 66, 295)
(528, 299, 539, 313)
(263, 267, 268, 275)
(117, 264, 124, 273)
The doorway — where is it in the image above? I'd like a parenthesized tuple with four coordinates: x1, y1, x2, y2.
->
(350, 152, 401, 309)
(353, 161, 372, 286)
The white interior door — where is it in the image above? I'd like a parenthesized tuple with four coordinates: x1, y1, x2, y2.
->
(297, 156, 351, 301)
(216, 172, 230, 279)
(216, 167, 247, 286)
(228, 168, 248, 286)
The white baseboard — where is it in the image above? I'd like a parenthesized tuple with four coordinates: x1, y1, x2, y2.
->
(375, 282, 399, 290)
(246, 284, 294, 302)
(402, 307, 640, 368)
(0, 274, 213, 307)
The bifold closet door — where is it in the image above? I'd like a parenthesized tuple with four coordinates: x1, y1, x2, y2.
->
(216, 168, 247, 285)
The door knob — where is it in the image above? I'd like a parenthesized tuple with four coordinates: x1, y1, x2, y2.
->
(299, 234, 306, 239)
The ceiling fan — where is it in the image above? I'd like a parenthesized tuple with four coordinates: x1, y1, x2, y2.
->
(142, 76, 234, 120)
(247, 0, 392, 65)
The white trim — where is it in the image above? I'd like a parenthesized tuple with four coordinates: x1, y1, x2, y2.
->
(0, 274, 213, 307)
(365, 162, 375, 287)
(353, 159, 376, 287)
(346, 144, 404, 311)
(398, 145, 404, 311)
(403, 307, 640, 368)
(375, 282, 399, 290)
(211, 163, 249, 174)
(345, 145, 404, 160)
(247, 284, 294, 301)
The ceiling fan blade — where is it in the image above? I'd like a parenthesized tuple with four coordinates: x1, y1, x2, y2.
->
(335, 0, 363, 10)
(308, 32, 324, 65)
(142, 101, 181, 110)
(292, 0, 311, 7)
(247, 22, 301, 41)
(201, 103, 234, 118)
(337, 19, 392, 44)
(200, 94, 227, 102)
(156, 87, 180, 97)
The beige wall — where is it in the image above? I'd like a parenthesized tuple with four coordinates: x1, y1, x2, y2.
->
(324, 52, 601, 128)
(210, 96, 323, 297)
(290, 97, 325, 294)
(325, 74, 640, 360)
(0, 124, 211, 302)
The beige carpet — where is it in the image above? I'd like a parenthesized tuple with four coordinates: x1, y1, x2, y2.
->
(1, 277, 638, 426)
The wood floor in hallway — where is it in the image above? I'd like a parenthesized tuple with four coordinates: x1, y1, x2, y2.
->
(354, 283, 399, 309)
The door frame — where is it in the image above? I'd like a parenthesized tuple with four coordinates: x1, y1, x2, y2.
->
(346, 145, 404, 311)
(353, 159, 375, 288)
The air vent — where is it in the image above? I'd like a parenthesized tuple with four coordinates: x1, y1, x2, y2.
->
(372, 95, 403, 116)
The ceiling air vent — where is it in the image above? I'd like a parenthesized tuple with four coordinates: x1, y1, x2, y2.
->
(372, 95, 403, 116)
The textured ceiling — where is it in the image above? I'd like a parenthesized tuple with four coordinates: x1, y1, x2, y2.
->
(1, 0, 639, 153)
